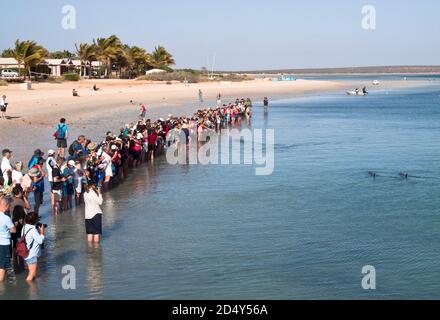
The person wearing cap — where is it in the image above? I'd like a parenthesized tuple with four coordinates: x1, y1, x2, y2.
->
(1, 149, 13, 188)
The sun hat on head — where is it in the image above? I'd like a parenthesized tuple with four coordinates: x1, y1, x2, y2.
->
(67, 160, 75, 166)
(111, 145, 118, 150)
(28, 168, 40, 178)
(47, 149, 55, 156)
(87, 142, 97, 151)
(14, 161, 23, 169)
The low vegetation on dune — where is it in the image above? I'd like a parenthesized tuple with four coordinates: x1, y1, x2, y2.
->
(137, 69, 254, 83)
(63, 72, 80, 81)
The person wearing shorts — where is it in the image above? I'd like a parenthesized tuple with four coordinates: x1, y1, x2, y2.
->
(83, 183, 103, 243)
(21, 212, 45, 281)
(54, 118, 68, 158)
(0, 197, 15, 281)
(51, 157, 66, 215)
(0, 95, 8, 119)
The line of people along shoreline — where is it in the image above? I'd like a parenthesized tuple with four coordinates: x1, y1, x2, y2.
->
(0, 96, 254, 283)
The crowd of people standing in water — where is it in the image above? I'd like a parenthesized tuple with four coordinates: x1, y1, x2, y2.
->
(0, 95, 254, 282)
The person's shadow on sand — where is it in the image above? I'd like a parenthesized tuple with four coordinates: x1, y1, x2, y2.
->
(3, 116, 22, 120)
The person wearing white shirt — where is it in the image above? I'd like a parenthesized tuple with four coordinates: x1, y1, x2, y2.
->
(11, 161, 24, 185)
(1, 149, 13, 188)
(83, 182, 103, 243)
(0, 95, 7, 119)
(21, 212, 45, 281)
(98, 147, 113, 191)
(0, 197, 16, 281)
(45, 150, 56, 209)
(73, 163, 86, 206)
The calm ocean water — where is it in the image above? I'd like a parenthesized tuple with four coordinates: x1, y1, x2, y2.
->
(2, 83, 440, 299)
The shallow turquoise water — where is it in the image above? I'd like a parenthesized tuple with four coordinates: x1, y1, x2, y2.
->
(2, 84, 440, 299)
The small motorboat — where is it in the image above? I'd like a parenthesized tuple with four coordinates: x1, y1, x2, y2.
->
(346, 90, 367, 96)
(372, 80, 380, 85)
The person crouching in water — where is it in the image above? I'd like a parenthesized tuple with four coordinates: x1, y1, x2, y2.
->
(22, 212, 45, 281)
(84, 182, 103, 244)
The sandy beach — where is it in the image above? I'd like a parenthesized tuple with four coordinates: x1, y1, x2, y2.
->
(0, 78, 344, 160)
(0, 78, 430, 161)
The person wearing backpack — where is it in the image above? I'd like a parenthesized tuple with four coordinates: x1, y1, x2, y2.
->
(19, 212, 45, 281)
(53, 118, 68, 158)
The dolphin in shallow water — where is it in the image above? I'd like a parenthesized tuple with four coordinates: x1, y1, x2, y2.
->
(399, 172, 409, 179)
(368, 171, 377, 178)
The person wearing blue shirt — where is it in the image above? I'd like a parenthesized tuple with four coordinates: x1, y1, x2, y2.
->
(28, 149, 45, 169)
(0, 197, 16, 281)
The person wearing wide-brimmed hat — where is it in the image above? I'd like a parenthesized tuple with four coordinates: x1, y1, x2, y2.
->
(86, 142, 97, 152)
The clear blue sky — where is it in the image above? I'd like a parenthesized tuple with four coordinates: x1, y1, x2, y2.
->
(1, 0, 439, 70)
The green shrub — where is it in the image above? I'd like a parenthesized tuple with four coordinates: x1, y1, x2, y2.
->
(216, 73, 254, 82)
(63, 72, 80, 81)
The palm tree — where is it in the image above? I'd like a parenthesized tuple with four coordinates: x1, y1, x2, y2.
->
(149, 46, 175, 70)
(75, 43, 96, 77)
(48, 50, 75, 59)
(114, 47, 129, 78)
(126, 46, 151, 77)
(93, 35, 123, 78)
(10, 39, 48, 79)
(1, 48, 14, 58)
